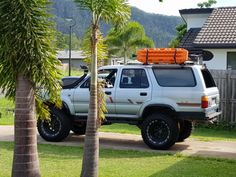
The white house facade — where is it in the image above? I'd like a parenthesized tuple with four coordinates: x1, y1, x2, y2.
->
(181, 12, 211, 30)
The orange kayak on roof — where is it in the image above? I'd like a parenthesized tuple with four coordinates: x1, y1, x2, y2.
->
(137, 48, 189, 64)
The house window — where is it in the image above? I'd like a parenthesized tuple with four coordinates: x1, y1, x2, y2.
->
(227, 52, 236, 70)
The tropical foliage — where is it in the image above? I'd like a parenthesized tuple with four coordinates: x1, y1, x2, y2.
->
(56, 32, 81, 50)
(106, 21, 154, 64)
(81, 28, 108, 66)
(198, 0, 217, 8)
(0, 1, 62, 118)
(0, 0, 61, 176)
(168, 24, 187, 48)
(74, 0, 130, 176)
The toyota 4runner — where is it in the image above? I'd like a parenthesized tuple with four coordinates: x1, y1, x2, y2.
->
(37, 63, 221, 150)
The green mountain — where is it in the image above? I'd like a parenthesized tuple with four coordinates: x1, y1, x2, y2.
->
(51, 0, 182, 47)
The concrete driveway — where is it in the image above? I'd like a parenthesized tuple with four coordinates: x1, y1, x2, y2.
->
(1, 125, 236, 160)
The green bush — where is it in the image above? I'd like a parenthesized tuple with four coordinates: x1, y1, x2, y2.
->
(195, 122, 236, 131)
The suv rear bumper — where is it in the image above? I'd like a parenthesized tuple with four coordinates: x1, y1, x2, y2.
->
(178, 111, 221, 122)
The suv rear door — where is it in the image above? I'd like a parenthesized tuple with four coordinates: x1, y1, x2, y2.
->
(201, 68, 220, 116)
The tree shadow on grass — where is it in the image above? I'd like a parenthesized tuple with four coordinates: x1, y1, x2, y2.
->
(148, 154, 236, 177)
(46, 133, 190, 159)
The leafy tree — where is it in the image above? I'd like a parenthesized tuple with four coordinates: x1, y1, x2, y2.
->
(0, 1, 61, 176)
(106, 21, 154, 64)
(168, 24, 187, 48)
(198, 0, 217, 8)
(56, 32, 81, 50)
(74, 0, 130, 176)
(56, 32, 68, 49)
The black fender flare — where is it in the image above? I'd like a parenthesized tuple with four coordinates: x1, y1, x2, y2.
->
(142, 104, 176, 119)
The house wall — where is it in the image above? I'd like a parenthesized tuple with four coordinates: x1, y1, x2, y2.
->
(204, 49, 236, 70)
(182, 14, 210, 30)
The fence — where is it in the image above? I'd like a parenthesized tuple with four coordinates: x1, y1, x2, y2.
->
(210, 70, 236, 124)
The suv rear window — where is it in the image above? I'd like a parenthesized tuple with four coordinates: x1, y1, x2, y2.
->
(201, 69, 216, 88)
(153, 68, 196, 87)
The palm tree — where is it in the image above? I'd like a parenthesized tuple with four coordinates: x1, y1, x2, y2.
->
(81, 28, 108, 67)
(74, 0, 130, 176)
(106, 21, 154, 64)
(0, 1, 61, 177)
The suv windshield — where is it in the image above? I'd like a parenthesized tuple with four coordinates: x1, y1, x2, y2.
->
(201, 69, 216, 88)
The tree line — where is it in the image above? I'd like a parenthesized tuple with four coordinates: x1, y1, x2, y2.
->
(51, 0, 182, 48)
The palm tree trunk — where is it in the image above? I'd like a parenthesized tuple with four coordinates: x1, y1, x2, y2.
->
(12, 74, 40, 177)
(80, 25, 99, 177)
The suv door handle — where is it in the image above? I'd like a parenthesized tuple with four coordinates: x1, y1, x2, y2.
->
(105, 91, 112, 95)
(140, 92, 147, 96)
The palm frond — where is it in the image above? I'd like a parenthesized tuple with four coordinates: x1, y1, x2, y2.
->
(0, 0, 62, 118)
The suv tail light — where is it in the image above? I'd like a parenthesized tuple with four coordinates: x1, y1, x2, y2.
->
(201, 96, 209, 108)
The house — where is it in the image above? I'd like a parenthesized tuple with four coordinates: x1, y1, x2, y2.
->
(57, 51, 129, 67)
(179, 7, 236, 70)
(57, 50, 87, 69)
(110, 57, 139, 65)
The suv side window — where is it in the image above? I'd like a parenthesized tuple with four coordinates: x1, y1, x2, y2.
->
(201, 69, 216, 88)
(153, 67, 196, 87)
(80, 69, 117, 88)
(120, 69, 149, 88)
(80, 78, 90, 88)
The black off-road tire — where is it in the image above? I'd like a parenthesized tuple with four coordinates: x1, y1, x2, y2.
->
(177, 120, 193, 142)
(141, 113, 179, 150)
(71, 124, 86, 135)
(37, 107, 71, 142)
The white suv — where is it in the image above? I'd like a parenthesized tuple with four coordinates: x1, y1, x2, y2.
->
(37, 63, 221, 150)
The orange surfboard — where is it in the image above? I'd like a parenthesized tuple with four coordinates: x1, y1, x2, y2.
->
(137, 48, 188, 64)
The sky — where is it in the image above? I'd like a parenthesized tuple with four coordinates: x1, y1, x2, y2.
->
(128, 0, 236, 16)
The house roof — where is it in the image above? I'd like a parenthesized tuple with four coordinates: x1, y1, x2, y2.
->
(57, 50, 86, 59)
(179, 28, 201, 51)
(179, 8, 213, 15)
(179, 28, 214, 61)
(194, 7, 236, 48)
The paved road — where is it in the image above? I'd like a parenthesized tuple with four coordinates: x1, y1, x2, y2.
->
(1, 125, 236, 160)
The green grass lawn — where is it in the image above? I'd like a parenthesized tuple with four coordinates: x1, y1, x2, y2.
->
(100, 123, 236, 141)
(0, 97, 14, 125)
(61, 68, 83, 77)
(1, 141, 236, 177)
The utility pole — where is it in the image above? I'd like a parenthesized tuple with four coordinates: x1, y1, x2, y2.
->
(66, 18, 76, 76)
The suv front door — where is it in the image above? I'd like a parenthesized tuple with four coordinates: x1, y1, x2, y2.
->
(115, 68, 151, 116)
(73, 69, 117, 115)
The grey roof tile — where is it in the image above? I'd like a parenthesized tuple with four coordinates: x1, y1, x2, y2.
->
(57, 50, 86, 59)
(179, 8, 213, 15)
(179, 28, 201, 51)
(194, 7, 236, 48)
